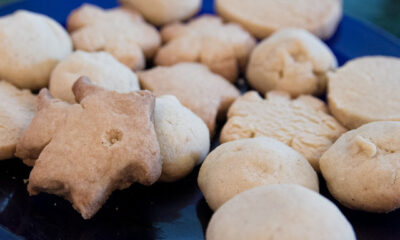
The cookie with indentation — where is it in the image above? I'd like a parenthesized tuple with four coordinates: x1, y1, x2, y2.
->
(247, 28, 337, 97)
(198, 137, 318, 211)
(16, 77, 161, 219)
(0, 10, 72, 89)
(50, 51, 140, 103)
(220, 91, 346, 171)
(67, 4, 161, 70)
(139, 63, 240, 135)
(155, 15, 256, 82)
(328, 56, 400, 129)
(320, 121, 400, 213)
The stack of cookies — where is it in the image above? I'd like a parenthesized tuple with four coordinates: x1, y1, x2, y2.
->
(0, 0, 399, 239)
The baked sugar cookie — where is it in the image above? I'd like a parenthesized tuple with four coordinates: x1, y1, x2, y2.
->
(207, 184, 355, 240)
(0, 10, 72, 89)
(320, 121, 400, 213)
(155, 95, 210, 182)
(328, 56, 400, 129)
(50, 51, 140, 103)
(198, 137, 318, 211)
(121, 0, 201, 26)
(0, 81, 37, 160)
(216, 0, 342, 39)
(220, 91, 346, 171)
(247, 28, 337, 97)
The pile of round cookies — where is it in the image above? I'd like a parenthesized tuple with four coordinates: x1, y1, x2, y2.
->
(0, 0, 399, 238)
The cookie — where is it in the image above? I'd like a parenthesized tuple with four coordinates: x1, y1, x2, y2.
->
(155, 16, 256, 82)
(247, 28, 337, 97)
(120, 0, 201, 26)
(220, 91, 346, 171)
(50, 51, 140, 103)
(328, 56, 400, 129)
(0, 10, 72, 89)
(67, 4, 161, 70)
(207, 184, 355, 240)
(320, 121, 400, 213)
(155, 95, 210, 182)
(139, 63, 240, 135)
(16, 77, 161, 219)
(198, 137, 318, 211)
(216, 0, 342, 39)
(0, 81, 37, 160)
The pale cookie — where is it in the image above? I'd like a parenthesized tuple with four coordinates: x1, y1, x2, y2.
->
(139, 63, 240, 135)
(155, 16, 256, 82)
(0, 81, 37, 160)
(0, 10, 72, 89)
(247, 28, 337, 97)
(216, 0, 342, 39)
(16, 77, 161, 219)
(220, 91, 346, 171)
(207, 184, 355, 240)
(120, 0, 201, 26)
(50, 51, 140, 103)
(320, 121, 400, 213)
(198, 137, 318, 211)
(155, 95, 209, 182)
(67, 4, 161, 70)
(328, 56, 400, 129)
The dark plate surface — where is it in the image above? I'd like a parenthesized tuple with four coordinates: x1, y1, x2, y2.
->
(0, 0, 400, 240)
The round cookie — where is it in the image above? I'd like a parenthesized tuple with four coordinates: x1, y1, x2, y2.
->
(50, 51, 140, 103)
(121, 0, 201, 26)
(328, 56, 400, 129)
(207, 184, 356, 240)
(198, 137, 318, 211)
(0, 10, 72, 89)
(320, 121, 400, 213)
(247, 28, 337, 97)
(155, 95, 210, 182)
(0, 81, 37, 160)
(216, 0, 342, 39)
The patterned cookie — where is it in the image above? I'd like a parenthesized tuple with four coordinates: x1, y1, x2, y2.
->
(67, 4, 161, 70)
(247, 28, 337, 97)
(216, 0, 342, 39)
(0, 10, 72, 89)
(50, 51, 140, 103)
(328, 56, 400, 129)
(220, 91, 346, 171)
(0, 81, 37, 160)
(207, 184, 355, 240)
(198, 137, 318, 211)
(155, 16, 256, 82)
(139, 63, 240, 135)
(120, 0, 201, 26)
(320, 121, 400, 213)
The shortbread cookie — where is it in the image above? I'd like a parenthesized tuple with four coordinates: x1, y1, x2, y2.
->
(320, 121, 400, 213)
(50, 51, 140, 103)
(328, 56, 400, 129)
(0, 81, 37, 160)
(198, 137, 318, 211)
(155, 16, 256, 82)
(67, 4, 161, 70)
(207, 184, 356, 240)
(139, 63, 240, 135)
(220, 91, 346, 171)
(247, 28, 337, 97)
(216, 0, 342, 39)
(155, 95, 210, 182)
(121, 0, 201, 26)
(17, 77, 161, 219)
(0, 10, 72, 89)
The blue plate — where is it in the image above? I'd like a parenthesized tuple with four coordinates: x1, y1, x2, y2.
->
(0, 1, 400, 240)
